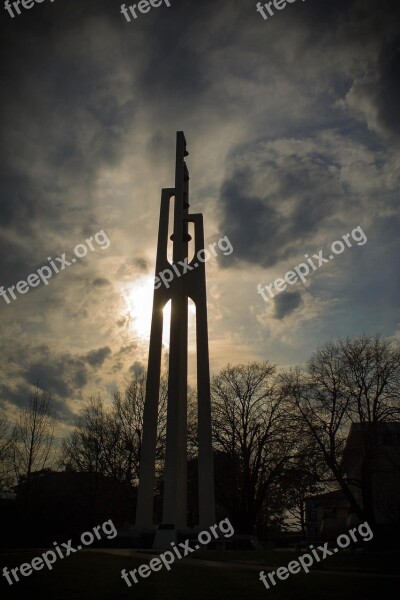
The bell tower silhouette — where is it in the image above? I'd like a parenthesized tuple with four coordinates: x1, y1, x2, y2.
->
(135, 132, 216, 535)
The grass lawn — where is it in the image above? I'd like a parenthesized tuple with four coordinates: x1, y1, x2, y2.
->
(194, 548, 400, 573)
(0, 550, 398, 600)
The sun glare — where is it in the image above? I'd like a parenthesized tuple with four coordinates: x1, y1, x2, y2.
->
(121, 276, 196, 345)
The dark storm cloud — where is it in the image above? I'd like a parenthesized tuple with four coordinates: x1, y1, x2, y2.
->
(111, 344, 139, 373)
(273, 291, 303, 320)
(0, 382, 34, 410)
(116, 343, 138, 357)
(135, 0, 222, 104)
(93, 278, 112, 287)
(216, 0, 400, 269)
(0, 344, 87, 408)
(0, 171, 39, 231)
(83, 346, 112, 368)
(133, 258, 148, 272)
(218, 144, 345, 268)
(0, 380, 77, 424)
(0, 236, 36, 291)
(218, 173, 282, 268)
(1, 0, 400, 426)
(0, 342, 96, 422)
(129, 361, 145, 376)
(0, 0, 136, 263)
(132, 0, 400, 123)
(375, 38, 400, 136)
(0, 9, 141, 344)
(24, 350, 88, 398)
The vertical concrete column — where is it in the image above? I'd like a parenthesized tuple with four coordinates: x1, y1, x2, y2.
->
(186, 214, 216, 528)
(135, 189, 173, 528)
(162, 133, 189, 527)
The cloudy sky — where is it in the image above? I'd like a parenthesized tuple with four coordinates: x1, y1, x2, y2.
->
(0, 0, 399, 432)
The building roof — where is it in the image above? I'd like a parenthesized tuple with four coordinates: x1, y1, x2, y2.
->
(343, 421, 400, 462)
(305, 489, 348, 505)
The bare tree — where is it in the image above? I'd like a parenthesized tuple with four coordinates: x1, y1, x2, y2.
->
(60, 371, 168, 487)
(13, 386, 55, 481)
(0, 418, 15, 492)
(278, 430, 331, 533)
(112, 370, 168, 483)
(211, 362, 294, 534)
(60, 396, 109, 476)
(282, 335, 400, 524)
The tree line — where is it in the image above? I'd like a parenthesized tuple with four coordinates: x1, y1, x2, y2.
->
(1, 334, 399, 535)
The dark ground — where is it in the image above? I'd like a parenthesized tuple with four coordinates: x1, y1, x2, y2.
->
(1, 548, 399, 600)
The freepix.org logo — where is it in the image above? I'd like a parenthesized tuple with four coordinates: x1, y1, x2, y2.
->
(121, 518, 235, 587)
(120, 0, 171, 23)
(155, 235, 233, 290)
(256, 0, 307, 21)
(0, 230, 111, 306)
(4, 0, 56, 19)
(3, 519, 117, 585)
(259, 521, 374, 590)
(257, 226, 367, 304)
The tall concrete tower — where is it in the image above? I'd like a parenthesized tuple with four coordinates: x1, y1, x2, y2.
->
(135, 132, 216, 534)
